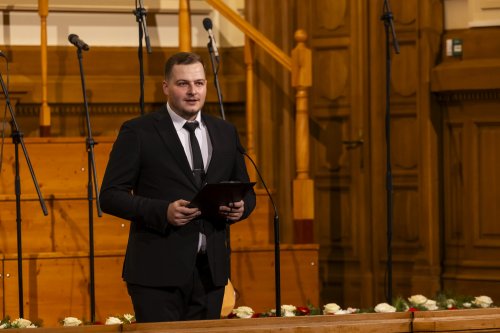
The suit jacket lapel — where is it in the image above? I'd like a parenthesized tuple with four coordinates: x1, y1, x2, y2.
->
(202, 113, 220, 180)
(153, 106, 197, 188)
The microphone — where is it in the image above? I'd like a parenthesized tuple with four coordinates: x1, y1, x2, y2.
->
(202, 18, 219, 59)
(68, 34, 90, 51)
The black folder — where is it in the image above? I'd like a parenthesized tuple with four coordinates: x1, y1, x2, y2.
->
(188, 181, 256, 218)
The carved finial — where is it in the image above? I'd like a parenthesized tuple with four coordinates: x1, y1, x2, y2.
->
(294, 29, 307, 43)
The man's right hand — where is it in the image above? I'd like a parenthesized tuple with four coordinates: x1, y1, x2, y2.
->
(167, 199, 201, 226)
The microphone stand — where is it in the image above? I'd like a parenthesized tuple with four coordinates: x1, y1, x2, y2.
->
(241, 152, 281, 317)
(204, 21, 282, 316)
(205, 28, 234, 283)
(74, 46, 102, 323)
(207, 38, 226, 120)
(134, 0, 152, 116)
(381, 0, 400, 304)
(0, 58, 48, 319)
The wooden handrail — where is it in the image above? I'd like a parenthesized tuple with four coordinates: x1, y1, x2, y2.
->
(204, 0, 292, 71)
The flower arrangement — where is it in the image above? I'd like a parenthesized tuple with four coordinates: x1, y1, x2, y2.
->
(59, 314, 135, 327)
(104, 314, 135, 325)
(366, 294, 493, 313)
(226, 293, 495, 318)
(0, 317, 38, 329)
(61, 317, 82, 327)
(0, 295, 494, 327)
(229, 303, 357, 318)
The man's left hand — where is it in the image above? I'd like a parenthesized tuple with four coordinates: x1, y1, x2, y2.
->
(219, 200, 244, 221)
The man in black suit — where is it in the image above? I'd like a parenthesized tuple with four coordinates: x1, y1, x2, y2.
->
(100, 52, 256, 322)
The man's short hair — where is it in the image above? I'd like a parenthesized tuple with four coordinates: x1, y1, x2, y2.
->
(164, 52, 205, 80)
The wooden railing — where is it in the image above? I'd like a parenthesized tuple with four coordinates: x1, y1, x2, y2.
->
(32, 0, 315, 242)
(193, 0, 315, 241)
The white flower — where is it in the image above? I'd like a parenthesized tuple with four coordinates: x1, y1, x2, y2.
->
(105, 317, 123, 325)
(62, 317, 82, 327)
(408, 294, 428, 305)
(323, 303, 341, 315)
(27, 324, 37, 328)
(122, 314, 135, 323)
(346, 307, 359, 314)
(463, 302, 472, 308)
(374, 303, 396, 313)
(12, 318, 33, 328)
(232, 306, 254, 319)
(281, 304, 297, 317)
(423, 299, 439, 311)
(0, 323, 7, 329)
(473, 296, 493, 308)
(446, 299, 456, 309)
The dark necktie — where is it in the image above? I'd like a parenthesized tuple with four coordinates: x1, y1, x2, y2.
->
(183, 121, 207, 253)
(183, 121, 205, 188)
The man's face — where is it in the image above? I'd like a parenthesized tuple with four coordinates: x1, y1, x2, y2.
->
(163, 62, 207, 121)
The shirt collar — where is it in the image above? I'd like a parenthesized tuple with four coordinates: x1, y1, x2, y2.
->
(166, 102, 202, 132)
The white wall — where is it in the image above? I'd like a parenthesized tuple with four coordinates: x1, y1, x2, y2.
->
(0, 0, 244, 47)
(445, 0, 500, 29)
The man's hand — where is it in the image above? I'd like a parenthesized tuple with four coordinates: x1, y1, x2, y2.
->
(167, 199, 201, 226)
(219, 200, 244, 222)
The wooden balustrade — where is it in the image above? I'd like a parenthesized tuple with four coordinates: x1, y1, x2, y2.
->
(178, 0, 192, 52)
(38, 0, 50, 137)
(243, 36, 257, 182)
(291, 30, 314, 243)
(30, 0, 314, 239)
(204, 0, 314, 242)
(205, 0, 291, 71)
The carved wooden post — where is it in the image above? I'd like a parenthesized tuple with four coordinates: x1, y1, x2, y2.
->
(39, 0, 51, 136)
(179, 0, 192, 52)
(291, 29, 314, 243)
(243, 36, 256, 181)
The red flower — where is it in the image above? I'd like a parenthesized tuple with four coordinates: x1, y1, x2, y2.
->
(296, 307, 311, 316)
(408, 307, 418, 312)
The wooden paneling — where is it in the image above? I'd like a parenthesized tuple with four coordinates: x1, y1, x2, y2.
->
(245, 0, 295, 243)
(3, 0, 500, 322)
(2, 252, 132, 326)
(292, 0, 374, 309)
(0, 138, 318, 325)
(476, 123, 500, 246)
(0, 137, 113, 198)
(413, 308, 500, 332)
(278, 0, 443, 308)
(230, 244, 319, 312)
(230, 191, 273, 247)
(0, 45, 246, 137)
(368, 0, 443, 300)
(433, 27, 500, 304)
(0, 199, 128, 253)
(441, 103, 500, 302)
(0, 245, 318, 327)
